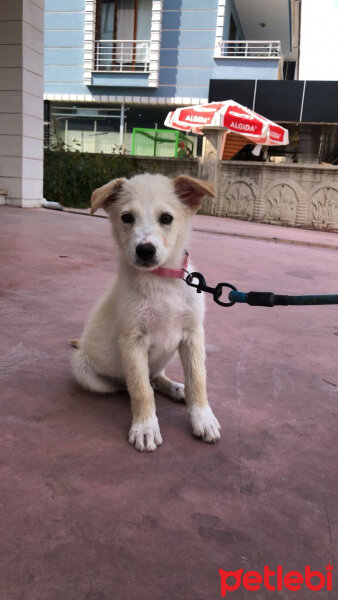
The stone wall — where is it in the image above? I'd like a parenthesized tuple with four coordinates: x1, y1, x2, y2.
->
(136, 156, 198, 179)
(128, 155, 338, 232)
(199, 161, 338, 232)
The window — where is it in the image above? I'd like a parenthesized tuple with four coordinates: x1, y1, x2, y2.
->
(229, 14, 237, 41)
(98, 0, 152, 41)
(95, 0, 152, 71)
(49, 104, 122, 153)
(283, 60, 296, 81)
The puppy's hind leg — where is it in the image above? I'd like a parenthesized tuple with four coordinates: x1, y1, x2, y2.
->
(72, 349, 122, 394)
(152, 371, 185, 403)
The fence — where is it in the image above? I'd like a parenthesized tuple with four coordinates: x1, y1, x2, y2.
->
(94, 39, 150, 72)
(216, 40, 281, 59)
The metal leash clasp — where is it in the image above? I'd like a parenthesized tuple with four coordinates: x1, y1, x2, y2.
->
(185, 271, 238, 307)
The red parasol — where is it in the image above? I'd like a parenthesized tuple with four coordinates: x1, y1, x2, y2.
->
(164, 100, 289, 146)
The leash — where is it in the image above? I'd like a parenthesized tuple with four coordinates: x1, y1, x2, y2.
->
(150, 251, 338, 307)
(184, 271, 338, 308)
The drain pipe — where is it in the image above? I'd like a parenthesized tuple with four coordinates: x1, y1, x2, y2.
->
(42, 199, 63, 211)
(119, 102, 125, 147)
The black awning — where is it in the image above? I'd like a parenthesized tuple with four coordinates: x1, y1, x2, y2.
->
(209, 79, 338, 123)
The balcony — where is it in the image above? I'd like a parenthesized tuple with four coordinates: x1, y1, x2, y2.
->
(94, 39, 150, 73)
(216, 40, 281, 59)
(213, 40, 282, 81)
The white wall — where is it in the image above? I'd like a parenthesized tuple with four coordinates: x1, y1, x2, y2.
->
(299, 0, 338, 81)
(0, 0, 44, 207)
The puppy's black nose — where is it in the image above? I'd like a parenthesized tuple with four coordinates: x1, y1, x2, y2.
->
(136, 243, 156, 261)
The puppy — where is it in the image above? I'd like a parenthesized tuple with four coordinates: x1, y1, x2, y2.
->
(72, 173, 221, 451)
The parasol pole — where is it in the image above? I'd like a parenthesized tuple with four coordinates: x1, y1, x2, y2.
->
(198, 127, 228, 213)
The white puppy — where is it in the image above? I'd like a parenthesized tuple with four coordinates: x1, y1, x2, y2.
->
(72, 173, 221, 451)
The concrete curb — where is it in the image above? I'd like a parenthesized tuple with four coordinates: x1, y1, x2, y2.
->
(193, 227, 338, 251)
(63, 208, 338, 251)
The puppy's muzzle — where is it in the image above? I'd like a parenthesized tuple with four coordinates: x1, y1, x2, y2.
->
(136, 243, 156, 264)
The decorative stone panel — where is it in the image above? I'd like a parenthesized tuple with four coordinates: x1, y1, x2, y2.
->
(309, 185, 338, 231)
(221, 180, 256, 221)
(263, 182, 298, 226)
(217, 161, 338, 232)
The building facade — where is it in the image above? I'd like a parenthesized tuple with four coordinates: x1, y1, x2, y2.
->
(44, 0, 300, 154)
(0, 0, 44, 207)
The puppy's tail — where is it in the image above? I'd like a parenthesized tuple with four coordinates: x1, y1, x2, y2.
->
(69, 339, 80, 349)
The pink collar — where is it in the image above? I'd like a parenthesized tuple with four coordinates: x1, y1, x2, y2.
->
(152, 251, 189, 279)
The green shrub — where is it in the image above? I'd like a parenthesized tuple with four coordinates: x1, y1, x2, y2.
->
(43, 142, 142, 208)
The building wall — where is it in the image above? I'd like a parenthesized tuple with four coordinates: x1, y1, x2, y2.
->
(212, 58, 280, 80)
(0, 0, 44, 207)
(44, 0, 219, 102)
(159, 0, 218, 101)
(44, 0, 86, 96)
(44, 0, 288, 103)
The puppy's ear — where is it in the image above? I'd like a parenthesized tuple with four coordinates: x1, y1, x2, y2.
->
(172, 175, 215, 213)
(90, 178, 126, 215)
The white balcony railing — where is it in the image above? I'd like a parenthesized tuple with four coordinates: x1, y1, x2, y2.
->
(217, 40, 281, 59)
(94, 39, 150, 72)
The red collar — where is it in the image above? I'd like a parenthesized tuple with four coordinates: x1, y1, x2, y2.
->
(152, 251, 189, 279)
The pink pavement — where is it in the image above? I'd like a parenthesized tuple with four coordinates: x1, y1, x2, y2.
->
(0, 205, 337, 599)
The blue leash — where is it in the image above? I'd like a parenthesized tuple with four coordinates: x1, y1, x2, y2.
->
(185, 272, 338, 308)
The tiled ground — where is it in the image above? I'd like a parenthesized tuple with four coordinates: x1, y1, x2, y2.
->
(1, 206, 337, 599)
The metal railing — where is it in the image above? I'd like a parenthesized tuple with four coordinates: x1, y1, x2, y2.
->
(94, 39, 150, 72)
(217, 40, 281, 59)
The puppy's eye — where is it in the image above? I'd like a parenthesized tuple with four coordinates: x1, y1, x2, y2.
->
(159, 213, 173, 225)
(121, 213, 134, 224)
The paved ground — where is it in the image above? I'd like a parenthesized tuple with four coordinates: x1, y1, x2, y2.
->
(1, 205, 337, 599)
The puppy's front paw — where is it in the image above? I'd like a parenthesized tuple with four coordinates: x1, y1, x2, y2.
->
(128, 416, 163, 452)
(189, 405, 221, 443)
